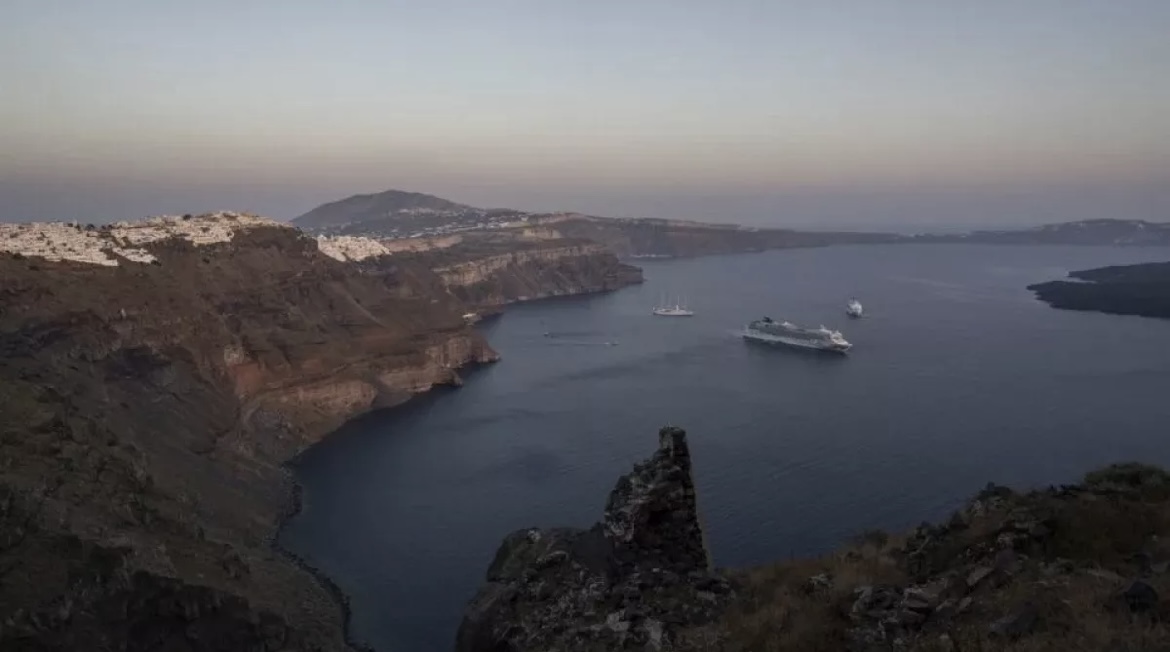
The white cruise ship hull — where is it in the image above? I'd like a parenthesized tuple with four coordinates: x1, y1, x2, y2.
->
(742, 328, 851, 353)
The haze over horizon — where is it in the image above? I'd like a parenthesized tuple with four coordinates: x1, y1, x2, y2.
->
(2, 1, 1168, 228)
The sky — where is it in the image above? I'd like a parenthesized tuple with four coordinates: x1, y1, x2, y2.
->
(2, 0, 1168, 228)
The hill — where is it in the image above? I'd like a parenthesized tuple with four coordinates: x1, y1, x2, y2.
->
(292, 189, 478, 231)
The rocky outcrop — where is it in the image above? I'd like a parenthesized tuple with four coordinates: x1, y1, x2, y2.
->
(1028, 261, 1170, 319)
(462, 434, 1170, 652)
(456, 427, 734, 652)
(0, 224, 499, 650)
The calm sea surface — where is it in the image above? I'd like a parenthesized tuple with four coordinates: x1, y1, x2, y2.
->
(280, 244, 1170, 652)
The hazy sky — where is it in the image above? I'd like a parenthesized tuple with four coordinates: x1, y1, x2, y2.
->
(2, 1, 1168, 227)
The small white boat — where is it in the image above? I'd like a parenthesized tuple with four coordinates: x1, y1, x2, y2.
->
(652, 306, 694, 317)
(652, 293, 694, 317)
(846, 298, 863, 318)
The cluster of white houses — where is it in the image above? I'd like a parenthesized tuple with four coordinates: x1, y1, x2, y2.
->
(0, 209, 560, 268)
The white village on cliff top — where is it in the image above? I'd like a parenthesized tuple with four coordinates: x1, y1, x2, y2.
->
(0, 212, 392, 266)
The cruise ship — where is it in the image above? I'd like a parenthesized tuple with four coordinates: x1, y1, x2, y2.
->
(742, 317, 852, 353)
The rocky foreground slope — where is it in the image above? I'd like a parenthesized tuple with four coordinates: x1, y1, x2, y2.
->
(460, 428, 1170, 652)
(0, 214, 640, 650)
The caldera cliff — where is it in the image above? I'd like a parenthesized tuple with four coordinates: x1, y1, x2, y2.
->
(421, 237, 643, 306)
(0, 213, 641, 650)
(460, 428, 1170, 652)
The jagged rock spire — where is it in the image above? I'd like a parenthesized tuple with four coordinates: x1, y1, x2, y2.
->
(456, 426, 731, 652)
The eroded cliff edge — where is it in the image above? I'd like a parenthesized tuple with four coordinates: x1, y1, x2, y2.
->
(460, 429, 1170, 652)
(0, 219, 640, 650)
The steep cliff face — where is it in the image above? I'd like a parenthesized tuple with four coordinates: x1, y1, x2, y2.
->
(457, 427, 734, 652)
(406, 236, 643, 307)
(0, 224, 497, 650)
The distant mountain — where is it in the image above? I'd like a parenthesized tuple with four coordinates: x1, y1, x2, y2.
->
(908, 219, 1170, 246)
(293, 189, 476, 231)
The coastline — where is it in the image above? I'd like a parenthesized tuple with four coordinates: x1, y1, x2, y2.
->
(266, 308, 552, 651)
(274, 478, 375, 652)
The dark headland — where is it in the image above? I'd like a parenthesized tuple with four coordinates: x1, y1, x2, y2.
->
(1029, 261, 1170, 319)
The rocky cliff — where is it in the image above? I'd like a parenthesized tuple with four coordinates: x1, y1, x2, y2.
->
(461, 429, 1170, 652)
(0, 221, 500, 650)
(421, 236, 643, 306)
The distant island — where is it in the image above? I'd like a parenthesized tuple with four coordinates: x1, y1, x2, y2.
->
(908, 219, 1170, 246)
(1029, 261, 1170, 319)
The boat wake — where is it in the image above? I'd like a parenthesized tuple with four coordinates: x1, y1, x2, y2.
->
(540, 331, 620, 347)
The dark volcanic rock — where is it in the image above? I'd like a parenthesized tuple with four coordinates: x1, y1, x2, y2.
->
(456, 427, 732, 652)
(1115, 579, 1160, 613)
(988, 602, 1040, 640)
